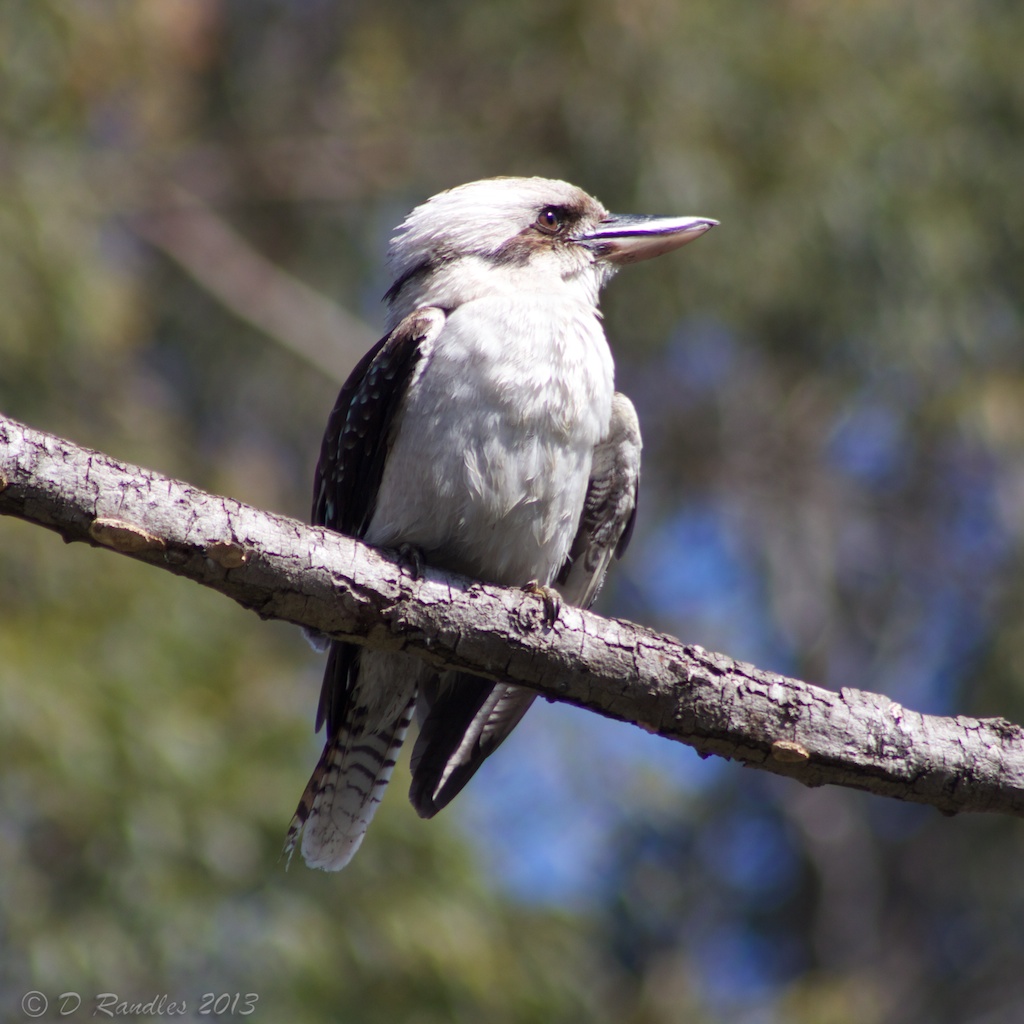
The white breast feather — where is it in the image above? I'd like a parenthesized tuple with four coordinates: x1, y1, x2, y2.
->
(366, 294, 614, 586)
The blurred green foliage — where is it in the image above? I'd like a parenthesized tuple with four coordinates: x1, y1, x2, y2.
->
(3, 1, 1024, 1021)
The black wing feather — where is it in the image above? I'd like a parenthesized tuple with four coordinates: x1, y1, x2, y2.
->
(313, 310, 438, 536)
(312, 308, 441, 735)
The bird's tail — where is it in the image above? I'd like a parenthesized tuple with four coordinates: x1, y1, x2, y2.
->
(284, 697, 416, 871)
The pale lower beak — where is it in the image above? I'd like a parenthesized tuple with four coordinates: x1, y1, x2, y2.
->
(580, 214, 718, 264)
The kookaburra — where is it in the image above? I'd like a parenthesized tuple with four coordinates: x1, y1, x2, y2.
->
(286, 176, 716, 870)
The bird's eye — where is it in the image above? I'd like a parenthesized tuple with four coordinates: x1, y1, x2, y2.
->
(535, 206, 567, 235)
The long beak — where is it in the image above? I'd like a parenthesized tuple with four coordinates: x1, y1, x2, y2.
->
(579, 214, 718, 264)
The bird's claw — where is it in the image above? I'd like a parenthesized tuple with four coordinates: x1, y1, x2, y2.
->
(523, 580, 561, 626)
(396, 543, 427, 580)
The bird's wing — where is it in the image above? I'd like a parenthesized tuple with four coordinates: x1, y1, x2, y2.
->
(555, 391, 642, 607)
(312, 307, 443, 538)
(286, 308, 444, 870)
(407, 391, 642, 819)
(309, 306, 444, 735)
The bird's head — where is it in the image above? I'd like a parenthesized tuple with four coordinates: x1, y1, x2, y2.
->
(383, 176, 716, 325)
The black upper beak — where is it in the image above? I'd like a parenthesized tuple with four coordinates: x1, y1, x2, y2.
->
(579, 214, 718, 264)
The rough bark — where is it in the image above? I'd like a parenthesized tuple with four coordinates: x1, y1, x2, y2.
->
(3, 411, 1024, 818)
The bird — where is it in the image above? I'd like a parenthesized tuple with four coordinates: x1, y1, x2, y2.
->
(285, 176, 716, 870)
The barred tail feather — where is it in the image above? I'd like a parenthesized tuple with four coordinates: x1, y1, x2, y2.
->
(284, 696, 416, 871)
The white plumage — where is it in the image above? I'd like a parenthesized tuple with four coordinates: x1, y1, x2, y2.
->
(369, 297, 612, 584)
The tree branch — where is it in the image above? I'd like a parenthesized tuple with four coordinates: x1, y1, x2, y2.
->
(3, 411, 1024, 818)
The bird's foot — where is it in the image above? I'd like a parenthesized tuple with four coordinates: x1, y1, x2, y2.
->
(396, 543, 427, 580)
(523, 580, 561, 626)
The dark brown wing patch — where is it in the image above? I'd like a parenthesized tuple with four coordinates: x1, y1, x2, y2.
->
(311, 307, 445, 736)
(313, 308, 443, 536)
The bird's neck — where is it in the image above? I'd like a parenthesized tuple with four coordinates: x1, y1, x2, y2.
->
(385, 254, 604, 332)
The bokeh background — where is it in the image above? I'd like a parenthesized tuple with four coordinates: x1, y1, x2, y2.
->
(3, 2, 1024, 1021)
